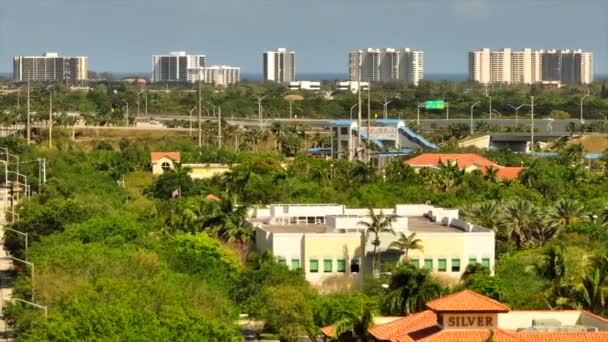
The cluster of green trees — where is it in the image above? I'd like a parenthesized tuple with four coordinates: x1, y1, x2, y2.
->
(3, 132, 608, 340)
(3, 79, 608, 125)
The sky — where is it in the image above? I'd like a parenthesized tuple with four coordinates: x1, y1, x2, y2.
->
(1, 0, 607, 75)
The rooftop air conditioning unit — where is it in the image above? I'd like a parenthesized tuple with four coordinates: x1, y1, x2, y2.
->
(532, 319, 562, 327)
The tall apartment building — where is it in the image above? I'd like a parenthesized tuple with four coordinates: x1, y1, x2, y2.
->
(152, 51, 205, 82)
(348, 48, 424, 86)
(187, 65, 240, 86)
(263, 48, 295, 83)
(542, 49, 593, 85)
(13, 52, 88, 82)
(470, 48, 592, 85)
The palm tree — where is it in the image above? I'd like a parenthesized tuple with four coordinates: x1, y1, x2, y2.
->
(331, 307, 374, 342)
(483, 166, 499, 183)
(549, 199, 588, 226)
(383, 264, 444, 315)
(389, 232, 423, 263)
(462, 201, 503, 237)
(358, 209, 396, 274)
(500, 200, 536, 249)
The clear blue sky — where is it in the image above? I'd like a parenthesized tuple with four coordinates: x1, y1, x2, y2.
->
(1, 0, 607, 75)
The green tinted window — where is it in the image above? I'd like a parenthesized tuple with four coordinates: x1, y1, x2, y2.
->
(438, 259, 447, 272)
(309, 259, 319, 273)
(410, 258, 419, 267)
(291, 259, 300, 270)
(324, 259, 333, 272)
(337, 259, 346, 272)
(469, 258, 477, 265)
(424, 259, 433, 271)
(482, 258, 491, 269)
(451, 259, 460, 272)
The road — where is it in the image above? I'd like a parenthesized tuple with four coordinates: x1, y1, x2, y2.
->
(0, 190, 14, 341)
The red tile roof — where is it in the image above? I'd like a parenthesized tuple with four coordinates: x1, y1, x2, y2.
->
(404, 154, 497, 169)
(481, 166, 525, 180)
(150, 152, 181, 162)
(417, 329, 524, 342)
(425, 290, 510, 313)
(368, 310, 439, 341)
(320, 325, 334, 337)
(519, 332, 608, 342)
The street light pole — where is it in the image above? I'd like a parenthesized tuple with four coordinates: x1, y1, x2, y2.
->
(26, 78, 31, 144)
(188, 107, 197, 137)
(122, 100, 129, 126)
(198, 81, 202, 148)
(531, 96, 535, 154)
(470, 102, 480, 135)
(4, 227, 28, 261)
(255, 95, 267, 130)
(349, 104, 357, 121)
(48, 89, 53, 148)
(7, 256, 34, 301)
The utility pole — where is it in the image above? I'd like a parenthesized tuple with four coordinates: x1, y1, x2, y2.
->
(488, 95, 493, 120)
(530, 96, 535, 155)
(218, 106, 223, 149)
(470, 102, 480, 135)
(198, 81, 202, 149)
(357, 62, 362, 161)
(255, 95, 267, 130)
(446, 102, 450, 120)
(27, 78, 31, 144)
(580, 89, 590, 123)
(123, 100, 129, 126)
(48, 90, 53, 148)
(367, 83, 371, 162)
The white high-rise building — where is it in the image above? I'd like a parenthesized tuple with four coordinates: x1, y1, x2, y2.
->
(470, 48, 592, 85)
(348, 48, 423, 85)
(13, 52, 88, 82)
(263, 48, 295, 83)
(152, 51, 205, 82)
(187, 65, 240, 86)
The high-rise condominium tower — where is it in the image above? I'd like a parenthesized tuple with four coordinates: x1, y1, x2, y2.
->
(263, 48, 296, 83)
(469, 48, 592, 85)
(152, 51, 205, 82)
(187, 65, 241, 86)
(348, 48, 424, 86)
(13, 52, 88, 82)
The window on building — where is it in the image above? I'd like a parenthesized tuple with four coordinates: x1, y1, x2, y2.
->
(482, 258, 491, 269)
(337, 259, 346, 272)
(161, 162, 171, 172)
(438, 259, 447, 272)
(309, 259, 319, 273)
(324, 259, 333, 273)
(469, 257, 477, 265)
(277, 257, 286, 265)
(291, 259, 300, 270)
(424, 259, 433, 271)
(340, 127, 348, 135)
(410, 258, 419, 267)
(350, 258, 360, 273)
(451, 259, 461, 272)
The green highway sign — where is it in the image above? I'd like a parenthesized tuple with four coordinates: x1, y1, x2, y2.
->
(425, 100, 445, 109)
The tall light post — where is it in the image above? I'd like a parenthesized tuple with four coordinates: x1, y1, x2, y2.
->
(599, 112, 607, 122)
(530, 96, 535, 154)
(580, 90, 590, 123)
(507, 103, 530, 125)
(46, 85, 55, 148)
(198, 81, 203, 149)
(136, 89, 146, 124)
(470, 102, 480, 135)
(349, 104, 357, 121)
(488, 95, 493, 120)
(377, 97, 392, 120)
(26, 78, 31, 144)
(11, 298, 47, 319)
(7, 256, 35, 301)
(254, 95, 267, 130)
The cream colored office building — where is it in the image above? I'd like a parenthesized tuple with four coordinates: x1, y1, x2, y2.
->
(250, 204, 495, 291)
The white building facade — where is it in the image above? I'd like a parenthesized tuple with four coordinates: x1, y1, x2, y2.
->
(470, 48, 592, 85)
(349, 48, 424, 86)
(289, 81, 321, 91)
(187, 65, 240, 86)
(263, 48, 296, 83)
(152, 51, 205, 82)
(14, 52, 88, 82)
(250, 204, 495, 291)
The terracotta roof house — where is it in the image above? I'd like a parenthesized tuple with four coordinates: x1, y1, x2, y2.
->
(404, 153, 524, 181)
(151, 152, 181, 174)
(321, 290, 608, 342)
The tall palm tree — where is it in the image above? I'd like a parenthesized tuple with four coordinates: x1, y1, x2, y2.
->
(389, 232, 424, 263)
(549, 199, 588, 226)
(358, 209, 396, 273)
(463, 201, 503, 237)
(500, 200, 536, 249)
(383, 264, 444, 315)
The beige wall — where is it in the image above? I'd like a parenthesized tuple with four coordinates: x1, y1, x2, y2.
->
(498, 311, 581, 330)
(186, 164, 231, 179)
(151, 157, 176, 175)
